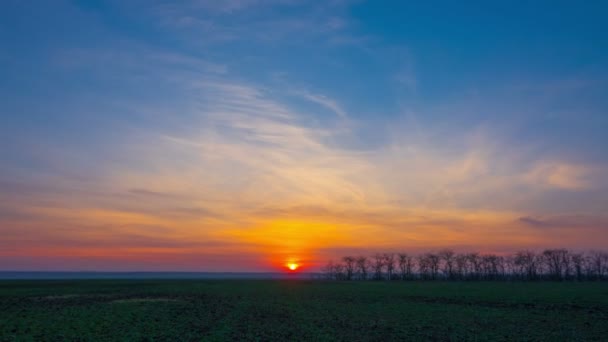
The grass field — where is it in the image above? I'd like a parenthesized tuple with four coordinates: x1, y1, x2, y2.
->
(1, 280, 607, 341)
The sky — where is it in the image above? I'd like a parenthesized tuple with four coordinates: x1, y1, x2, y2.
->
(1, 0, 607, 272)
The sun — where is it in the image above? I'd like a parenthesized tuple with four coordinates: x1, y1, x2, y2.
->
(287, 263, 299, 271)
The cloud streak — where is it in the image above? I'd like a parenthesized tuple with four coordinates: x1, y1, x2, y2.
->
(298, 91, 348, 118)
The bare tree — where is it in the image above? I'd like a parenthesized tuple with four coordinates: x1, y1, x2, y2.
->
(372, 254, 384, 280)
(542, 249, 570, 280)
(383, 253, 396, 280)
(342, 256, 356, 281)
(333, 262, 345, 280)
(584, 253, 596, 279)
(419, 253, 440, 280)
(571, 252, 586, 281)
(467, 253, 482, 280)
(589, 251, 608, 280)
(504, 255, 516, 280)
(417, 254, 430, 280)
(514, 250, 539, 281)
(355, 256, 368, 280)
(398, 253, 415, 280)
(324, 249, 607, 282)
(455, 253, 468, 280)
(481, 254, 503, 280)
(438, 249, 456, 280)
(562, 251, 572, 280)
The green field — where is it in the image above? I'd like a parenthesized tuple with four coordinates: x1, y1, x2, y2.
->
(1, 280, 607, 341)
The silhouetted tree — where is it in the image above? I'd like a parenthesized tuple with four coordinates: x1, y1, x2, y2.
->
(589, 251, 608, 280)
(333, 262, 345, 280)
(571, 252, 586, 281)
(417, 254, 430, 280)
(321, 249, 607, 282)
(504, 255, 516, 280)
(467, 253, 482, 280)
(514, 250, 539, 280)
(383, 253, 396, 280)
(455, 253, 469, 280)
(342, 256, 356, 281)
(398, 253, 415, 280)
(418, 253, 440, 280)
(372, 254, 384, 280)
(355, 256, 368, 280)
(439, 249, 456, 280)
(481, 254, 503, 280)
(542, 249, 570, 280)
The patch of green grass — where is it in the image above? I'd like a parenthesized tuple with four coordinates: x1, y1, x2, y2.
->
(1, 280, 607, 341)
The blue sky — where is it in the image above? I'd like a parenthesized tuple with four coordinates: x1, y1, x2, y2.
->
(1, 0, 607, 271)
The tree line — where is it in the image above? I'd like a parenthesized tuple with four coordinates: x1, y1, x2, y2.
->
(320, 249, 608, 281)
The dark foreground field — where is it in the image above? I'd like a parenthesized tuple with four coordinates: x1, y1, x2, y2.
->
(1, 280, 607, 341)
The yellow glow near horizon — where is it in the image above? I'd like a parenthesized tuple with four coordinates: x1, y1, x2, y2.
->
(287, 263, 298, 271)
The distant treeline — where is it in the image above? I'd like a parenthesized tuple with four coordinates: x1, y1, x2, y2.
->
(321, 249, 608, 281)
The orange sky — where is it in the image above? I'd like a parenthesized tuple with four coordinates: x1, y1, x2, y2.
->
(2, 92, 607, 271)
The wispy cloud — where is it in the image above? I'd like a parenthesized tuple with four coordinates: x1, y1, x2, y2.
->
(517, 214, 608, 230)
(152, 0, 354, 45)
(524, 161, 591, 190)
(298, 90, 348, 118)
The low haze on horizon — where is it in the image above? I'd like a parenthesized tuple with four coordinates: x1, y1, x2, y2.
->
(1, 0, 607, 272)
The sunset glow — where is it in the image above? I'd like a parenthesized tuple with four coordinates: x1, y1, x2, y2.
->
(1, 1, 607, 272)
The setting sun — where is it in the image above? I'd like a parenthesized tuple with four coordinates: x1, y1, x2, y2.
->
(287, 263, 299, 271)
